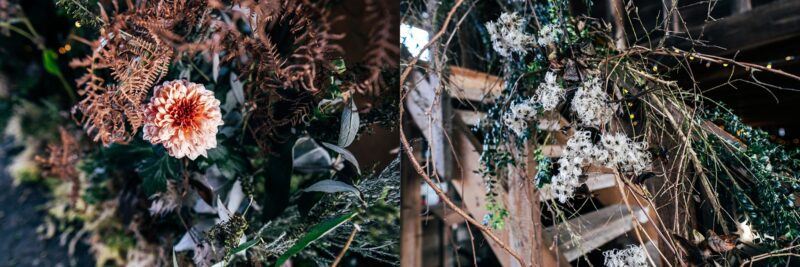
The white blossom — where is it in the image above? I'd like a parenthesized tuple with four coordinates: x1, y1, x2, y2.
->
(552, 131, 651, 202)
(502, 98, 538, 137)
(553, 131, 599, 202)
(536, 24, 563, 47)
(571, 76, 613, 127)
(486, 12, 535, 57)
(599, 133, 652, 175)
(603, 245, 649, 267)
(535, 71, 565, 111)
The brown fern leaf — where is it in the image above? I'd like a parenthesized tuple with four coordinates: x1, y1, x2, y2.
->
(35, 127, 82, 206)
(354, 0, 400, 96)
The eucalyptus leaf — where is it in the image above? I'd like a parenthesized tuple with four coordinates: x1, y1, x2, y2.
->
(172, 249, 179, 267)
(321, 142, 361, 174)
(338, 98, 359, 147)
(273, 212, 356, 267)
(212, 52, 220, 82)
(292, 137, 333, 173)
(302, 179, 360, 195)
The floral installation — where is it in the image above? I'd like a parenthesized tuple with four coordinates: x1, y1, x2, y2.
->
(469, 0, 800, 265)
(0, 0, 400, 266)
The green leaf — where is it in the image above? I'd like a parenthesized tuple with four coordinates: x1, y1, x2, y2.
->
(228, 238, 260, 256)
(273, 212, 356, 267)
(137, 152, 182, 196)
(42, 49, 63, 78)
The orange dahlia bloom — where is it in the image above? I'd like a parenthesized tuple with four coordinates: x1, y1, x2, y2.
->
(143, 80, 224, 160)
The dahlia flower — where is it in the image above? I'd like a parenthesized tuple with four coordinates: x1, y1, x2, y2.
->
(143, 80, 224, 160)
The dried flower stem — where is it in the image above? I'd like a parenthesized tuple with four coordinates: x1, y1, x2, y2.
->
(330, 227, 358, 267)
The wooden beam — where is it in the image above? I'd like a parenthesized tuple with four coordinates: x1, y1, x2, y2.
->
(407, 71, 447, 177)
(686, 0, 800, 54)
(448, 66, 503, 102)
(401, 132, 423, 267)
(450, 121, 512, 267)
(732, 0, 752, 14)
(544, 204, 650, 262)
(539, 173, 617, 201)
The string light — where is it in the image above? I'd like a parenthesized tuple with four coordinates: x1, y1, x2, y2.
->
(723, 63, 729, 67)
(75, 21, 81, 28)
(652, 65, 658, 72)
(786, 56, 795, 61)
(767, 63, 773, 69)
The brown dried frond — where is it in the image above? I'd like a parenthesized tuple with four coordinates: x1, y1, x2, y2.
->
(71, 0, 208, 145)
(35, 127, 82, 205)
(352, 0, 400, 96)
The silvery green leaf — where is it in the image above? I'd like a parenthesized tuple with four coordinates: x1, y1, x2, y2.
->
(174, 232, 196, 252)
(217, 197, 232, 222)
(212, 52, 220, 82)
(317, 97, 343, 114)
(302, 179, 360, 196)
(227, 180, 245, 215)
(338, 98, 359, 147)
(321, 142, 361, 174)
(292, 137, 333, 173)
(229, 74, 245, 105)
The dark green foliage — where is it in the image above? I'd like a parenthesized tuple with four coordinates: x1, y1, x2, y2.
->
(137, 148, 183, 196)
(700, 107, 800, 256)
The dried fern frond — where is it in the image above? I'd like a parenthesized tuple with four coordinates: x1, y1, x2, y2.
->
(35, 127, 82, 205)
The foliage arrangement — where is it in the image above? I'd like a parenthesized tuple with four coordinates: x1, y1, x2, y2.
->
(402, 0, 800, 266)
(1, 0, 399, 266)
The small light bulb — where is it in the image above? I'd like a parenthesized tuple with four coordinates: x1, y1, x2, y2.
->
(723, 63, 729, 67)
(75, 21, 81, 28)
(652, 66, 658, 71)
(767, 63, 772, 69)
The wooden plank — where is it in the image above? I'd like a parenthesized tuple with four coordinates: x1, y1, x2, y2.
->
(401, 135, 423, 267)
(448, 66, 503, 102)
(544, 204, 650, 261)
(450, 120, 512, 267)
(539, 173, 617, 201)
(541, 145, 564, 158)
(454, 109, 485, 126)
(685, 0, 800, 54)
(406, 71, 446, 177)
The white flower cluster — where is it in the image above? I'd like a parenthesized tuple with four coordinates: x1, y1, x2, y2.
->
(599, 132, 652, 175)
(536, 24, 563, 47)
(552, 131, 651, 202)
(571, 76, 613, 127)
(603, 245, 649, 267)
(486, 12, 534, 57)
(503, 98, 538, 137)
(535, 71, 565, 111)
(553, 131, 597, 202)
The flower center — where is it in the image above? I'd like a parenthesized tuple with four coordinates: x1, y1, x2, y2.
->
(171, 98, 198, 128)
